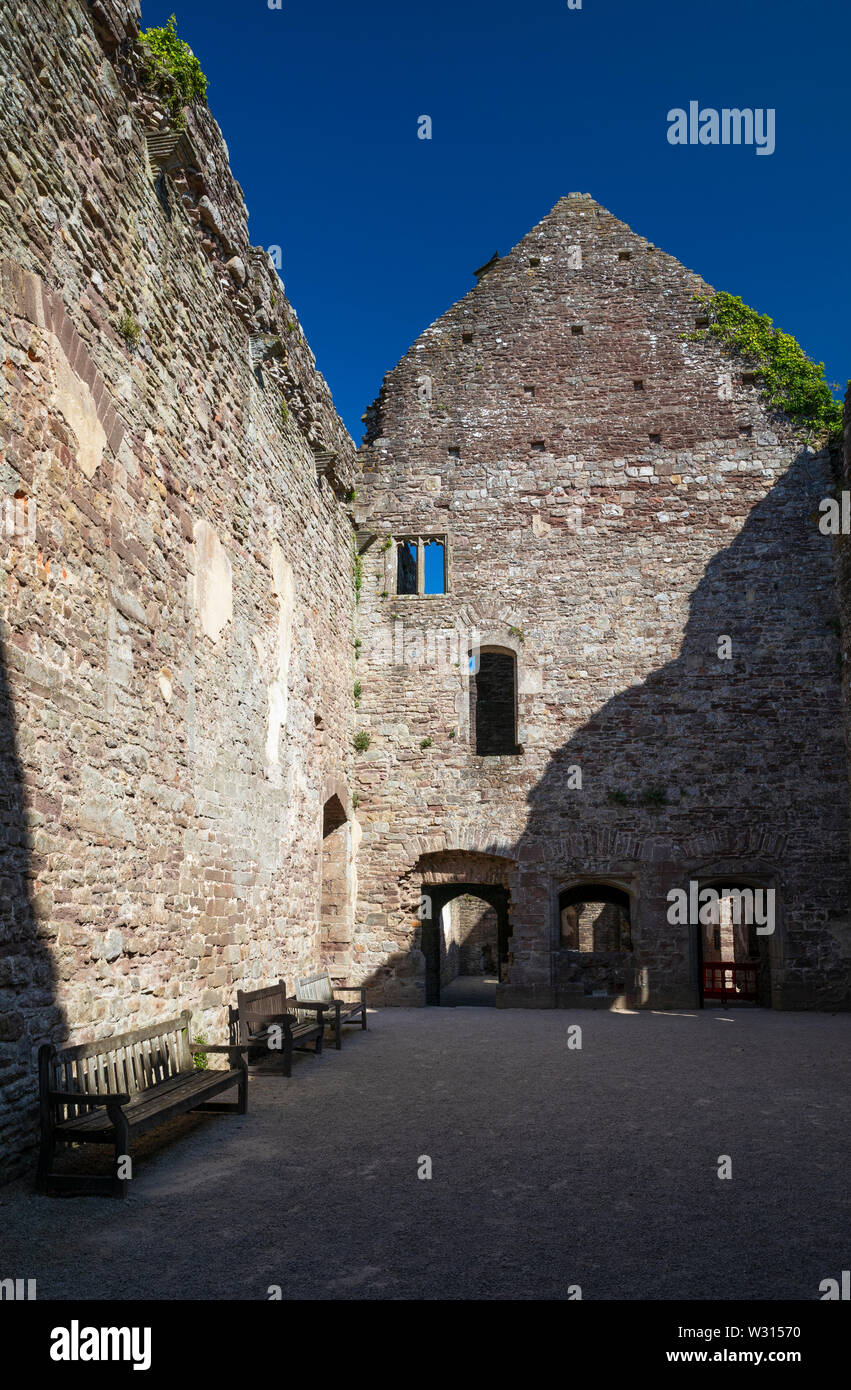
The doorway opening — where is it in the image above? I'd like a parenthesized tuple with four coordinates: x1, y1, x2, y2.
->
(420, 883, 511, 1006)
(698, 880, 770, 1006)
(319, 794, 350, 976)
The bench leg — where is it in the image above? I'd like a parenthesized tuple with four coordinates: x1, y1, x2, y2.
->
(36, 1130, 55, 1194)
(315, 1029, 323, 1057)
(238, 1060, 248, 1115)
(283, 1035, 293, 1078)
(361, 1007, 367, 1031)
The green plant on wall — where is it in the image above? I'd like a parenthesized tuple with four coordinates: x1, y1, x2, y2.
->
(138, 15, 208, 124)
(353, 731, 370, 752)
(353, 680, 362, 707)
(691, 291, 843, 443)
(354, 550, 363, 602)
(117, 311, 141, 348)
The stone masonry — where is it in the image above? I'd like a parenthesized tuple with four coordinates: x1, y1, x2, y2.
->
(0, 0, 359, 1180)
(353, 194, 851, 1012)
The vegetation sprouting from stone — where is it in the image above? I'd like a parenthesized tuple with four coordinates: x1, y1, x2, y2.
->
(353, 731, 370, 752)
(138, 15, 208, 124)
(354, 551, 363, 602)
(691, 291, 843, 442)
(117, 311, 141, 348)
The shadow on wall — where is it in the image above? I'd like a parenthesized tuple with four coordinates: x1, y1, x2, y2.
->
(358, 446, 851, 1010)
(511, 444, 851, 1009)
(0, 637, 61, 1182)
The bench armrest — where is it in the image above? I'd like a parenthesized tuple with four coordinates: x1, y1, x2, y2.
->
(332, 985, 366, 995)
(190, 1040, 254, 1053)
(240, 1012, 296, 1029)
(48, 1090, 131, 1107)
(289, 998, 330, 1015)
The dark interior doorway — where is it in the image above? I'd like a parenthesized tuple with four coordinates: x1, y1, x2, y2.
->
(421, 883, 511, 1005)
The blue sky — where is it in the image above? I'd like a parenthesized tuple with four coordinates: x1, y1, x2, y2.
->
(143, 0, 850, 441)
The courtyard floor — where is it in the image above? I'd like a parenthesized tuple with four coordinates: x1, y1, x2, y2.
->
(2, 1006, 849, 1301)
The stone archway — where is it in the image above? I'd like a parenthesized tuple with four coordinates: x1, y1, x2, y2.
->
(319, 792, 352, 978)
(423, 882, 511, 1005)
(415, 850, 515, 1006)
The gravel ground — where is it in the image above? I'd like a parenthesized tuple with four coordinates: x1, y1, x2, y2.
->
(2, 1006, 849, 1301)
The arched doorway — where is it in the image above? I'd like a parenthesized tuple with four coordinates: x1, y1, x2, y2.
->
(421, 882, 512, 1006)
(319, 793, 351, 977)
(555, 882, 634, 999)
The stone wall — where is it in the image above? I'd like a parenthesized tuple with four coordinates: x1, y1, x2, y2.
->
(353, 193, 851, 1012)
(0, 0, 358, 1178)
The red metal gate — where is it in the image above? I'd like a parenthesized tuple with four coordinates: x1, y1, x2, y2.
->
(702, 962, 758, 1002)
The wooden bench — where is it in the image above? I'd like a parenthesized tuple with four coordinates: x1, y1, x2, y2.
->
(295, 970, 367, 1049)
(37, 1009, 248, 1199)
(229, 980, 327, 1077)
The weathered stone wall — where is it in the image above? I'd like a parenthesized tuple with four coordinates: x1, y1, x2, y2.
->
(353, 193, 851, 1012)
(0, 0, 358, 1178)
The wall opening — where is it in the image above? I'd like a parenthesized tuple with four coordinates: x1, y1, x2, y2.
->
(556, 883, 633, 998)
(698, 879, 770, 1007)
(421, 881, 512, 1006)
(319, 794, 350, 976)
(470, 648, 519, 755)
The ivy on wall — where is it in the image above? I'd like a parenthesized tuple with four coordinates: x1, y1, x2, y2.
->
(138, 14, 208, 124)
(691, 291, 843, 443)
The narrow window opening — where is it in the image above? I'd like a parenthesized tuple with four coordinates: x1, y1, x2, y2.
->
(633, 379, 644, 391)
(423, 539, 446, 595)
(470, 650, 519, 756)
(739, 424, 753, 436)
(571, 325, 584, 336)
(462, 331, 473, 344)
(523, 385, 535, 397)
(695, 316, 710, 329)
(448, 447, 460, 459)
(741, 372, 759, 386)
(531, 440, 546, 453)
(649, 433, 661, 445)
(529, 256, 540, 267)
(618, 250, 631, 263)
(397, 540, 418, 595)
